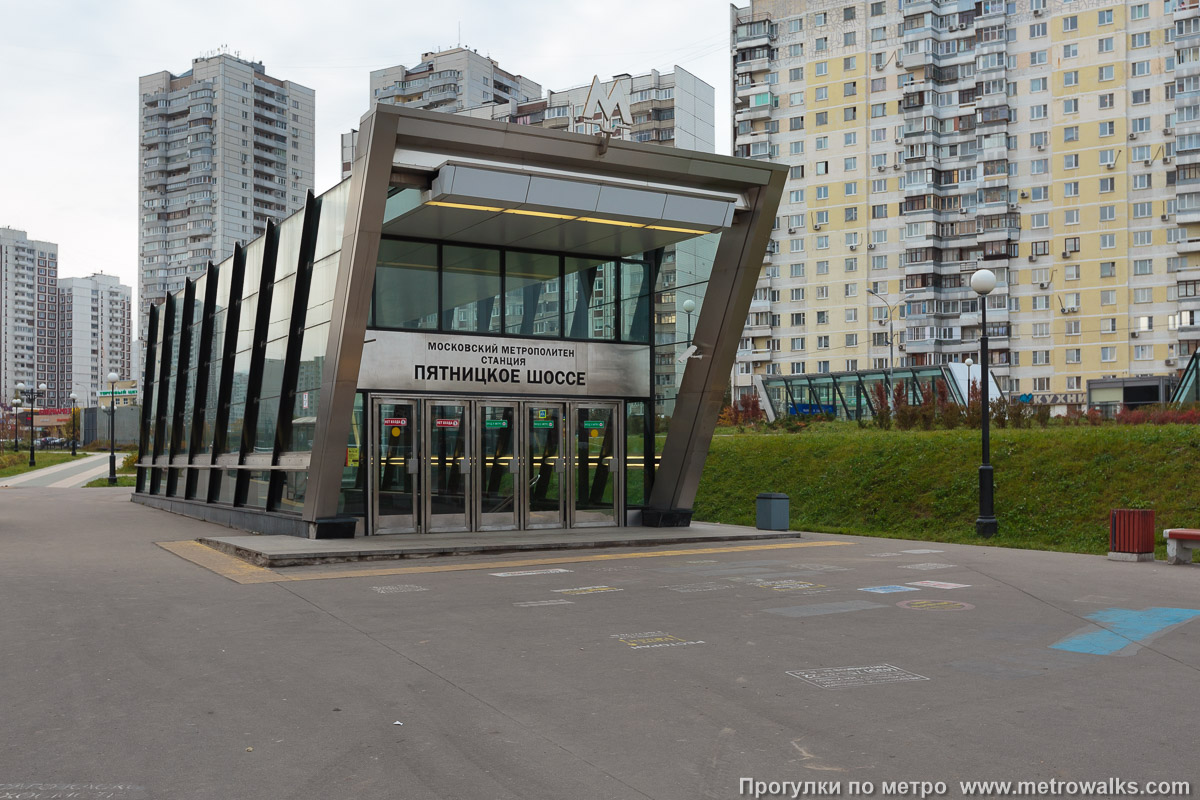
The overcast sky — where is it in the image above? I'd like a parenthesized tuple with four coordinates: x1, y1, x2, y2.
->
(0, 0, 735, 302)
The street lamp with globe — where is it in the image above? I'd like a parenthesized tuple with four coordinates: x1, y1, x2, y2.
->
(107, 372, 119, 485)
(69, 392, 78, 457)
(681, 298, 696, 345)
(970, 268, 997, 538)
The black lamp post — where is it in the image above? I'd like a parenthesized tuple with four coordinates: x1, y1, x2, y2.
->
(970, 268, 998, 538)
(106, 372, 119, 485)
(15, 382, 47, 468)
(681, 298, 696, 345)
(12, 396, 21, 452)
(69, 392, 78, 457)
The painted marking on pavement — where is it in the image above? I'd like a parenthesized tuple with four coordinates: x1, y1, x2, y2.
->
(866, 552, 903, 558)
(897, 599, 975, 611)
(156, 541, 283, 584)
(897, 562, 956, 570)
(1050, 607, 1200, 656)
(901, 549, 944, 554)
(859, 585, 920, 593)
(764, 600, 887, 618)
(787, 664, 929, 689)
(514, 599, 574, 607)
(906, 581, 970, 589)
(553, 585, 622, 595)
(489, 568, 573, 577)
(661, 582, 735, 593)
(612, 631, 705, 650)
(159, 539, 853, 584)
(371, 585, 428, 593)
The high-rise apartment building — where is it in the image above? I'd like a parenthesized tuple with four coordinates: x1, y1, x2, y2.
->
(733, 0, 1193, 409)
(139, 53, 315, 339)
(59, 273, 133, 407)
(341, 48, 542, 177)
(1, 228, 60, 404)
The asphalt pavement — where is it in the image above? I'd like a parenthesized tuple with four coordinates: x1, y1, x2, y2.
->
(0, 488, 1196, 799)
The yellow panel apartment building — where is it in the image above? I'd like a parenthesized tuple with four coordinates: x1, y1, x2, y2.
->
(732, 0, 1198, 409)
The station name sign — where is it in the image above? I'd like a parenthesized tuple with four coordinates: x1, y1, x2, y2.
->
(360, 332, 649, 397)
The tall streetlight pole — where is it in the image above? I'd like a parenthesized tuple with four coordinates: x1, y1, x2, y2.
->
(106, 372, 119, 485)
(12, 395, 22, 452)
(971, 268, 998, 538)
(866, 287, 896, 403)
(681, 298, 696, 345)
(15, 382, 47, 468)
(69, 392, 78, 457)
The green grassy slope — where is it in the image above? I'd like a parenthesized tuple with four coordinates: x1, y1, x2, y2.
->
(693, 425, 1200, 557)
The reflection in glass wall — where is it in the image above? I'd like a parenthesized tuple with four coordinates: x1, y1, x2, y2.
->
(162, 295, 184, 456)
(222, 238, 267, 455)
(442, 245, 501, 333)
(201, 262, 232, 456)
(253, 213, 304, 455)
(564, 258, 616, 340)
(620, 258, 652, 344)
(504, 251, 560, 337)
(179, 274, 206, 454)
(373, 239, 437, 329)
(652, 234, 720, 421)
(339, 393, 365, 517)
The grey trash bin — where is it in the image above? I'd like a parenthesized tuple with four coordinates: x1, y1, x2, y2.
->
(756, 493, 790, 531)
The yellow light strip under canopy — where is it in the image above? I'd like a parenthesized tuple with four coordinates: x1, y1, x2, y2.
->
(424, 201, 713, 234)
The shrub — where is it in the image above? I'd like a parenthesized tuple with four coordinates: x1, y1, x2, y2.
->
(1064, 407, 1084, 426)
(964, 379, 983, 429)
(893, 381, 919, 431)
(937, 381, 962, 429)
(120, 451, 139, 472)
(1086, 407, 1103, 426)
(1035, 404, 1051, 428)
(871, 382, 892, 430)
(990, 397, 1008, 429)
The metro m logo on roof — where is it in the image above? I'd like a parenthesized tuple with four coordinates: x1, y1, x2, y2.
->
(577, 76, 632, 134)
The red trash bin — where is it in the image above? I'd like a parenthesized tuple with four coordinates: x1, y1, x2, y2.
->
(1109, 509, 1155, 562)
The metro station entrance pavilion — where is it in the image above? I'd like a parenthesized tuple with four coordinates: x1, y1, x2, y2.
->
(133, 105, 784, 538)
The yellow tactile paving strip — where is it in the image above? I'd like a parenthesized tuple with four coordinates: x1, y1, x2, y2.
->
(157, 539, 854, 585)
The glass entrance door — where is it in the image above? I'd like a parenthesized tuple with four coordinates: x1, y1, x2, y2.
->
(373, 398, 418, 534)
(477, 402, 519, 530)
(424, 400, 470, 532)
(526, 403, 566, 529)
(570, 403, 620, 527)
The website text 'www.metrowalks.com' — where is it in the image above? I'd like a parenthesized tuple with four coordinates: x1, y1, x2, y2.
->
(738, 777, 1192, 798)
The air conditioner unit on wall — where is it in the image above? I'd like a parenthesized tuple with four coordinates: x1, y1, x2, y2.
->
(1166, 357, 1177, 366)
(1131, 330, 1140, 338)
(1039, 281, 1049, 289)
(1033, 7, 1043, 15)
(868, 243, 877, 250)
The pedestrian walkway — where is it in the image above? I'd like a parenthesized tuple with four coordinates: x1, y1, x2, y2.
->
(0, 452, 111, 488)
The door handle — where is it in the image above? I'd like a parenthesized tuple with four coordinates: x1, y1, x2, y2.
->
(406, 457, 419, 475)
(555, 459, 566, 473)
(509, 458, 520, 474)
(459, 458, 471, 475)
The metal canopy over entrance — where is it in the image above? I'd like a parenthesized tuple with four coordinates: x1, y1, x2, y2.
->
(370, 395, 621, 535)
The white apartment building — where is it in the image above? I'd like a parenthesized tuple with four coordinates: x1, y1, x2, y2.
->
(341, 47, 542, 177)
(139, 53, 315, 339)
(733, 0, 1197, 409)
(1, 228, 60, 405)
(59, 273, 133, 407)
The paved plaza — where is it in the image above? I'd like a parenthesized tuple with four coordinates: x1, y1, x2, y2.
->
(0, 488, 1196, 799)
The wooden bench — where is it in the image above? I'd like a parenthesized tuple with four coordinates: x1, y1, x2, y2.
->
(1164, 529, 1200, 565)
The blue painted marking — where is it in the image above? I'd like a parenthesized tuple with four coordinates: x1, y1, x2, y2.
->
(859, 585, 919, 594)
(1051, 607, 1200, 655)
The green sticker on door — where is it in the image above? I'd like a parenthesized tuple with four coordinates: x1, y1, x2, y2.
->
(532, 420, 555, 429)
(485, 419, 509, 429)
(582, 420, 606, 429)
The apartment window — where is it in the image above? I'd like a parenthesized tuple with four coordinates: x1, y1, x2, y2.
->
(844, 31, 857, 46)
(1100, 177, 1115, 193)
(1102, 317, 1118, 332)
(1031, 77, 1047, 92)
(844, 107, 857, 121)
(1062, 155, 1078, 170)
(1132, 61, 1151, 77)
(817, 336, 830, 349)
(1101, 234, 1116, 248)
(1098, 37, 1114, 53)
(1065, 209, 1079, 225)
(1064, 181, 1079, 197)
(871, 103, 886, 118)
(1098, 66, 1114, 81)
(1132, 2, 1148, 18)
(1066, 320, 1082, 336)
(844, 132, 857, 147)
(844, 156, 857, 170)
(817, 235, 830, 249)
(1031, 51, 1048, 66)
(1099, 149, 1116, 166)
(1066, 264, 1080, 281)
(1030, 22, 1047, 37)
(1098, 8, 1113, 24)
(1134, 258, 1154, 275)
(1064, 71, 1079, 87)
(1033, 159, 1049, 174)
(845, 207, 858, 222)
(818, 361, 830, 374)
(1067, 376, 1081, 391)
(790, 337, 805, 350)
(815, 11, 827, 24)
(1131, 89, 1151, 106)
(872, 26, 886, 41)
(871, 1, 884, 14)
(1101, 347, 1117, 362)
(1032, 213, 1049, 228)
(1031, 105, 1048, 120)
(816, 87, 829, 101)
(1064, 98, 1079, 114)
(1133, 202, 1153, 218)
(1033, 296, 1051, 310)
(1063, 44, 1078, 58)
(791, 263, 806, 278)
(1134, 230, 1153, 246)
(1099, 121, 1114, 137)
(1101, 290, 1117, 305)
(1066, 349, 1082, 364)
(1033, 322, 1051, 337)
(816, 112, 828, 126)
(1031, 186, 1049, 201)
(815, 37, 828, 52)
(1063, 15, 1078, 31)
(1134, 288, 1153, 303)
(1032, 351, 1051, 366)
(1134, 345, 1154, 360)
(817, 260, 830, 275)
(815, 61, 828, 76)
(1101, 262, 1116, 278)
(789, 18, 803, 32)
(1099, 93, 1115, 110)
(1131, 32, 1150, 48)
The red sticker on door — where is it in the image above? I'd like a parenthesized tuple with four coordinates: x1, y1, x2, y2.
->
(435, 419, 460, 428)
(382, 418, 407, 426)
